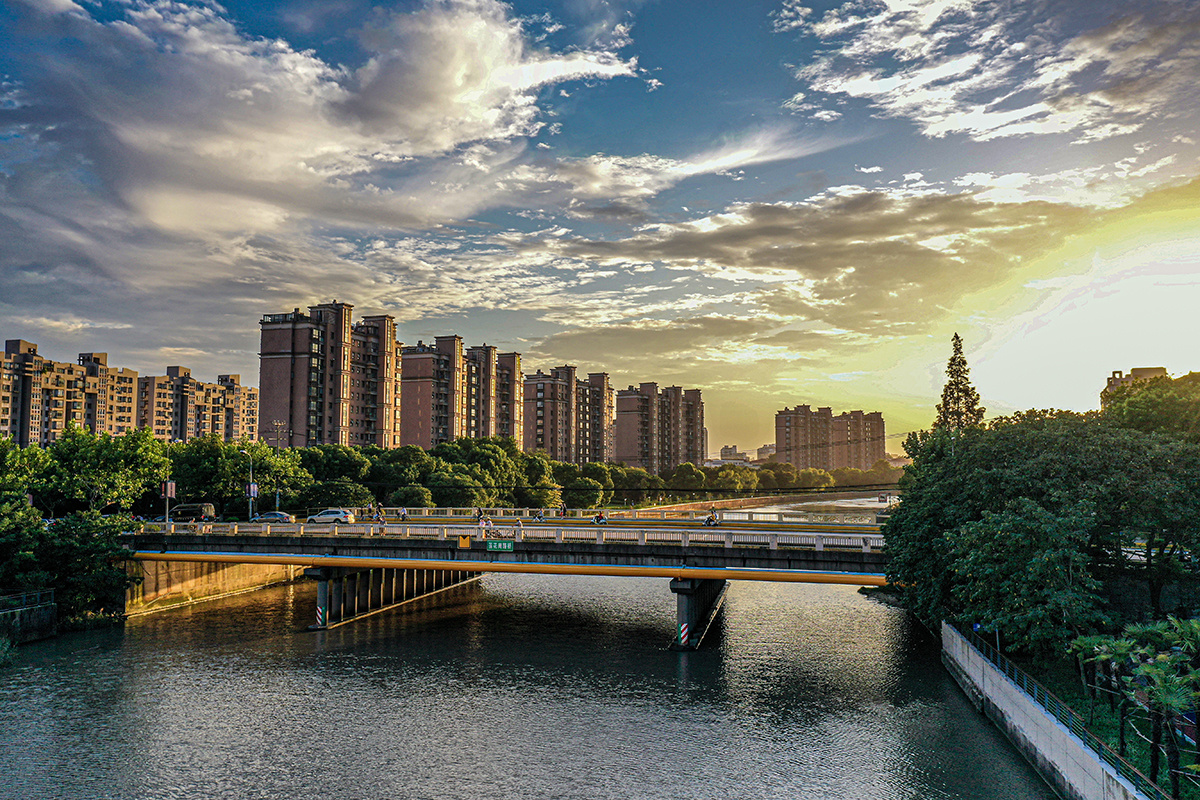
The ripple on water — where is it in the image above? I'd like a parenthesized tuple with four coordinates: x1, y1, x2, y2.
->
(0, 574, 1056, 800)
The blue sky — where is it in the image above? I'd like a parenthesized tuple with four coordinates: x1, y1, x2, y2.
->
(3, 0, 1200, 453)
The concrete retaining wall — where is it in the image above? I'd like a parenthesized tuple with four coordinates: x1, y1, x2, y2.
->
(941, 622, 1145, 800)
(0, 603, 58, 643)
(126, 559, 304, 616)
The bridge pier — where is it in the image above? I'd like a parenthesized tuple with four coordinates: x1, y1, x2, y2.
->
(305, 566, 480, 629)
(669, 578, 728, 651)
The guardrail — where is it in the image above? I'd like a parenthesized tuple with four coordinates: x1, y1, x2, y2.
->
(952, 622, 1170, 800)
(133, 522, 885, 554)
(346, 507, 880, 526)
(0, 590, 55, 611)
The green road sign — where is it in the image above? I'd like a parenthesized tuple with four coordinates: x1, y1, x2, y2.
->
(486, 540, 514, 552)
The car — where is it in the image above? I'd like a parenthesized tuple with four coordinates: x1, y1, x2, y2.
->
(305, 508, 355, 524)
(251, 511, 296, 524)
(170, 503, 217, 522)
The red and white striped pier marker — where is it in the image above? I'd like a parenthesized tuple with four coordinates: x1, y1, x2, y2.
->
(679, 622, 689, 647)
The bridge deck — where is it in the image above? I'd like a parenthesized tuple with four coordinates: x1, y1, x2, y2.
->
(134, 550, 887, 586)
(124, 521, 888, 587)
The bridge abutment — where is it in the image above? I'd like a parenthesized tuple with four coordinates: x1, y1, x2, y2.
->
(669, 577, 727, 650)
(305, 566, 480, 629)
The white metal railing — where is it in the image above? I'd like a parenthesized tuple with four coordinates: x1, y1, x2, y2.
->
(133, 521, 884, 553)
(338, 506, 880, 526)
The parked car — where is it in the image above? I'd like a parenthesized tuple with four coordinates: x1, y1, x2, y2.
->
(170, 503, 216, 522)
(251, 511, 296, 524)
(306, 508, 355, 524)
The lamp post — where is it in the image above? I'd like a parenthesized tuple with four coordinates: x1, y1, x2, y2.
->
(240, 449, 255, 521)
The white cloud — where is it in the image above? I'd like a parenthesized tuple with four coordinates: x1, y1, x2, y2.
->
(788, 1, 1200, 146)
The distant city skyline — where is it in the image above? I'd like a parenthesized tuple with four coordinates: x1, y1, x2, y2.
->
(2, 0, 1198, 449)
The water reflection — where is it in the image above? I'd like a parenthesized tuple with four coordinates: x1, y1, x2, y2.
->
(0, 575, 1055, 800)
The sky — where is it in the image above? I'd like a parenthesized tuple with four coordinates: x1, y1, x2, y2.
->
(2, 0, 1199, 455)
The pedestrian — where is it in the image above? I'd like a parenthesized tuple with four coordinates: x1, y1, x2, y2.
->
(399, 506, 408, 523)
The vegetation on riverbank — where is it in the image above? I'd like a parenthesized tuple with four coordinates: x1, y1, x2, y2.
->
(886, 338, 1200, 798)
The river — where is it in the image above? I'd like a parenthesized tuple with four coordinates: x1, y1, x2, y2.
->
(1, 575, 1056, 799)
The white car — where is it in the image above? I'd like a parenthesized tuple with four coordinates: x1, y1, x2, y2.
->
(306, 508, 356, 524)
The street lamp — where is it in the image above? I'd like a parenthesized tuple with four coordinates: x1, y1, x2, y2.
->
(239, 449, 256, 521)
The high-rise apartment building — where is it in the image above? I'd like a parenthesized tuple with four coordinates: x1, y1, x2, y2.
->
(577, 372, 615, 465)
(524, 366, 576, 461)
(831, 410, 885, 470)
(399, 337, 524, 450)
(522, 367, 615, 464)
(775, 405, 835, 470)
(775, 405, 885, 471)
(615, 382, 659, 473)
(78, 353, 139, 437)
(137, 367, 259, 443)
(659, 386, 705, 470)
(2, 340, 139, 447)
(400, 336, 464, 449)
(495, 352, 523, 442)
(258, 301, 402, 448)
(614, 383, 706, 473)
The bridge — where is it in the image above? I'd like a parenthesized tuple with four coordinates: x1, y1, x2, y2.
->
(122, 509, 888, 650)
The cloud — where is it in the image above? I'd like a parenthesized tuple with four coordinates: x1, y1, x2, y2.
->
(0, 0, 638, 242)
(788, 1, 1200, 144)
(525, 189, 1094, 336)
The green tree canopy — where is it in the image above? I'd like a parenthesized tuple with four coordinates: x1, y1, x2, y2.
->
(386, 485, 434, 509)
(561, 477, 604, 509)
(39, 425, 168, 513)
(885, 411, 1200, 638)
(1103, 372, 1200, 443)
(297, 444, 370, 483)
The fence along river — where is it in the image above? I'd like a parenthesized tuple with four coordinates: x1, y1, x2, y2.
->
(0, 571, 1058, 799)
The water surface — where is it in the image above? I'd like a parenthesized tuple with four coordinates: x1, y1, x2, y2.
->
(1, 575, 1055, 799)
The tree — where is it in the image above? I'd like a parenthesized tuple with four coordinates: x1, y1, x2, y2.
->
(170, 436, 311, 515)
(1104, 372, 1200, 443)
(0, 502, 136, 622)
(298, 480, 375, 511)
(0, 438, 49, 495)
(670, 463, 706, 494)
(387, 485, 434, 508)
(952, 498, 1108, 655)
(40, 425, 169, 513)
(426, 470, 485, 508)
(297, 444, 370, 484)
(580, 462, 614, 505)
(934, 332, 985, 431)
(561, 477, 604, 509)
(886, 410, 1200, 639)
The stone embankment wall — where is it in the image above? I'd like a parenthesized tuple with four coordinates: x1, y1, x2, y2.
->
(0, 602, 57, 643)
(126, 559, 304, 616)
(941, 622, 1144, 800)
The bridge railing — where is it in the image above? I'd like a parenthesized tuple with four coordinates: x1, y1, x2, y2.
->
(132, 521, 884, 553)
(356, 507, 880, 526)
(0, 590, 55, 611)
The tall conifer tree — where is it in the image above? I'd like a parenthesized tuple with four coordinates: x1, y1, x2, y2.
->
(934, 332, 985, 430)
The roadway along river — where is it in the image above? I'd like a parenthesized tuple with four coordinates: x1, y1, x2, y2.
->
(0, 575, 1057, 799)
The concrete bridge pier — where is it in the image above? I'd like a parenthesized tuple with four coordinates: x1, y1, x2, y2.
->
(305, 566, 479, 630)
(669, 578, 728, 651)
